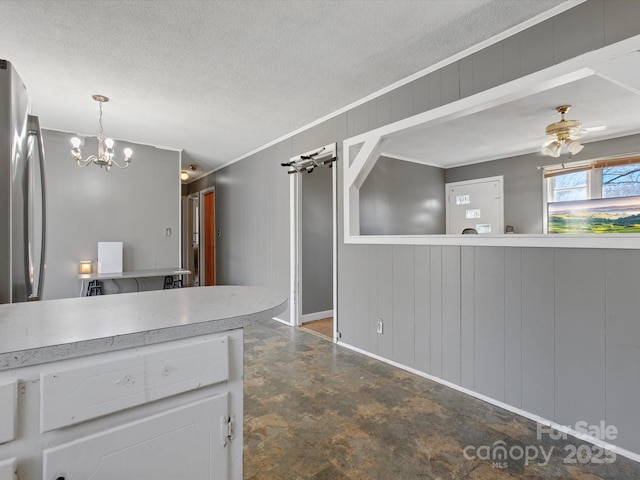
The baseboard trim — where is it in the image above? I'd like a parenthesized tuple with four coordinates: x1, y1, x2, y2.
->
(272, 316, 293, 326)
(301, 310, 333, 324)
(337, 340, 640, 465)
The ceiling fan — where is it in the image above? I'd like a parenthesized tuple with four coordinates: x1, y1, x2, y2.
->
(541, 105, 586, 157)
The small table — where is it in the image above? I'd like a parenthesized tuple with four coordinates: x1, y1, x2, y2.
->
(78, 268, 191, 296)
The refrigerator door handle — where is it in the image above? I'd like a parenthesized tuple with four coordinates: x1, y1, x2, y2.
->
(26, 115, 47, 301)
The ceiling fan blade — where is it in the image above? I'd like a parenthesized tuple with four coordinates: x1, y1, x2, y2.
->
(570, 129, 587, 139)
(583, 125, 607, 133)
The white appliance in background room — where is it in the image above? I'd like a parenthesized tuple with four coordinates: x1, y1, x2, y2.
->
(0, 59, 47, 304)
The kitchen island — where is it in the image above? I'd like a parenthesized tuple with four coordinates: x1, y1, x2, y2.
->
(0, 286, 286, 480)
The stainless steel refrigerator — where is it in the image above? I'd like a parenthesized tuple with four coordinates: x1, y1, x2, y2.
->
(0, 59, 47, 303)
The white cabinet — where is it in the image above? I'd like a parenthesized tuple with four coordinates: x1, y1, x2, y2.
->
(0, 380, 16, 444)
(0, 458, 16, 480)
(44, 395, 230, 480)
(0, 330, 243, 480)
(41, 335, 230, 432)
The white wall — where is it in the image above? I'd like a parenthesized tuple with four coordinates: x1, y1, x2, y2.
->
(43, 130, 181, 300)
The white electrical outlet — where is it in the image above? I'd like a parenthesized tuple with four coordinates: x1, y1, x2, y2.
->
(376, 319, 384, 335)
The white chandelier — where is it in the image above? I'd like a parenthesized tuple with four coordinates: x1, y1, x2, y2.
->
(71, 95, 132, 171)
(541, 105, 586, 158)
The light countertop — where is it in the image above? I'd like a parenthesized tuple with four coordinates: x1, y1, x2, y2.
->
(0, 286, 287, 371)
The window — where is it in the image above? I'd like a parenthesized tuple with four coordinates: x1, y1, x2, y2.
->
(602, 164, 640, 198)
(549, 171, 589, 202)
(546, 156, 640, 202)
(544, 156, 640, 234)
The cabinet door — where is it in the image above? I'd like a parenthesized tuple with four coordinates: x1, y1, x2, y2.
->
(41, 335, 229, 431)
(0, 380, 16, 443)
(0, 458, 16, 480)
(43, 394, 230, 480)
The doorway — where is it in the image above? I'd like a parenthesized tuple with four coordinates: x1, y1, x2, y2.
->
(185, 193, 200, 287)
(183, 187, 215, 287)
(289, 143, 337, 341)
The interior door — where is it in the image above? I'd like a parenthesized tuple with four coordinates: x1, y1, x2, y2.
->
(203, 190, 215, 286)
(446, 176, 504, 234)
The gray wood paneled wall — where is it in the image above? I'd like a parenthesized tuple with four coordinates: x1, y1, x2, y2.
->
(360, 156, 446, 235)
(341, 245, 640, 454)
(185, 0, 640, 454)
(446, 132, 640, 234)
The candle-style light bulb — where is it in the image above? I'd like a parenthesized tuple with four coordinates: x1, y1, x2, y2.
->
(104, 138, 114, 149)
(71, 137, 81, 148)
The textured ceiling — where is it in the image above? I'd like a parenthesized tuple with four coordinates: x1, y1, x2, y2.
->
(0, 0, 571, 180)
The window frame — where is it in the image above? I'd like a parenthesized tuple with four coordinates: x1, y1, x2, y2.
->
(542, 154, 640, 233)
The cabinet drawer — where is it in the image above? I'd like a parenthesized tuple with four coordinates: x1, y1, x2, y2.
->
(0, 457, 16, 480)
(41, 335, 229, 432)
(43, 394, 229, 480)
(0, 380, 17, 444)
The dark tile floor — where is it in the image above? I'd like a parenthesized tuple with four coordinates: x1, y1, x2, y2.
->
(243, 320, 640, 479)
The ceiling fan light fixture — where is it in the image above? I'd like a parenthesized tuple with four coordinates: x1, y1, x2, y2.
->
(542, 140, 562, 158)
(541, 105, 586, 157)
(566, 139, 584, 155)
